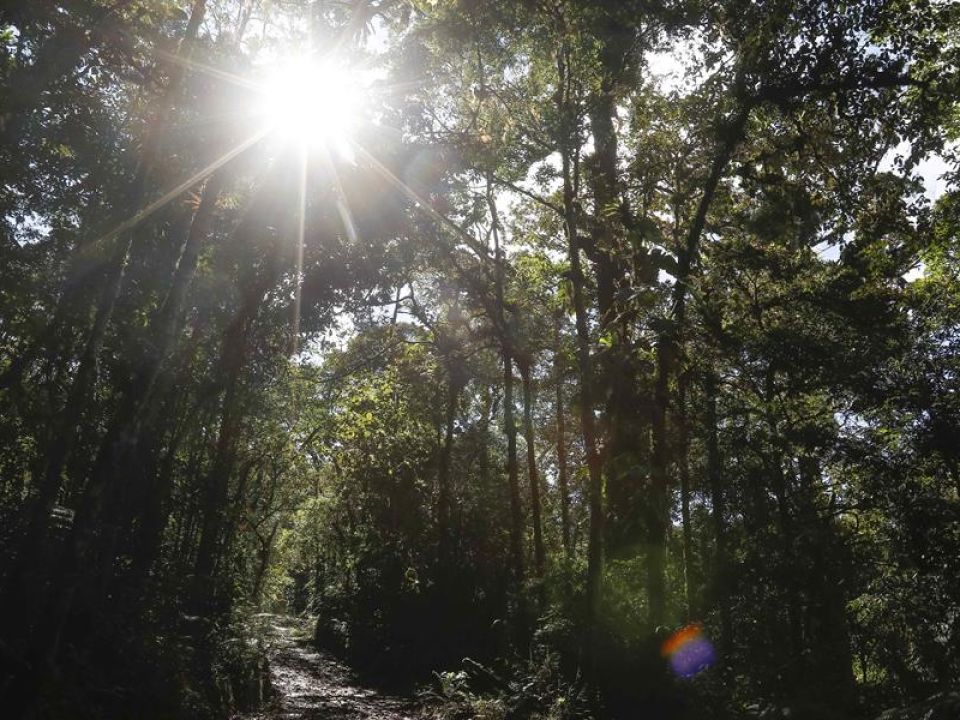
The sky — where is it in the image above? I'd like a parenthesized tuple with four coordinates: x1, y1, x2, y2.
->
(646, 36, 956, 274)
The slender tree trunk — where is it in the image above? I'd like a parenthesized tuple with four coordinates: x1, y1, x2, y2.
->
(557, 36, 604, 648)
(556, 36, 603, 639)
(190, 234, 279, 616)
(642, 98, 752, 632)
(554, 316, 571, 558)
(128, 165, 275, 587)
(236, 0, 258, 42)
(252, 522, 281, 606)
(79, 170, 226, 555)
(486, 177, 524, 588)
(649, 335, 670, 629)
(437, 374, 460, 569)
(519, 359, 545, 577)
(191, 312, 252, 615)
(2, 2, 210, 625)
(704, 372, 732, 657)
(643, 106, 750, 630)
(479, 386, 492, 504)
(799, 454, 857, 707)
(764, 367, 803, 669)
(130, 395, 194, 580)
(678, 370, 696, 620)
(502, 349, 524, 586)
(30, 172, 227, 654)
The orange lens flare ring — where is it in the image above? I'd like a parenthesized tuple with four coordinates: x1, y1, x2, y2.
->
(661, 624, 716, 678)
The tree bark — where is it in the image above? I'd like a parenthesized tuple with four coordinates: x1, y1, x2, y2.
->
(190, 247, 279, 616)
(502, 349, 524, 587)
(799, 454, 857, 707)
(486, 177, 524, 589)
(704, 372, 732, 657)
(554, 316, 571, 558)
(2, 2, 211, 626)
(437, 373, 460, 569)
(678, 370, 697, 620)
(648, 335, 670, 629)
(519, 359, 545, 577)
(556, 37, 603, 639)
(80, 170, 226, 558)
(763, 366, 803, 668)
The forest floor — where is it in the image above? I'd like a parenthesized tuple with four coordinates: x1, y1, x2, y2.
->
(235, 615, 420, 720)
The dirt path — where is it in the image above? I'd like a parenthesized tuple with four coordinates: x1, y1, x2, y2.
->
(236, 615, 420, 720)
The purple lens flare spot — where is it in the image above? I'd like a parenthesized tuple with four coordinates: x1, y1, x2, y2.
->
(662, 624, 717, 678)
(668, 636, 716, 678)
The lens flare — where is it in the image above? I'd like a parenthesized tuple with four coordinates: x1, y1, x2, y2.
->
(661, 624, 716, 678)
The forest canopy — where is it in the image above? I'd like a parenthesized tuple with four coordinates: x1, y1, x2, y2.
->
(1, 1, 959, 719)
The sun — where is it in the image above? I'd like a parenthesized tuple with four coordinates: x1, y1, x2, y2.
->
(258, 57, 363, 154)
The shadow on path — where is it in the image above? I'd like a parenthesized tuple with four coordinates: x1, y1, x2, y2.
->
(235, 614, 419, 720)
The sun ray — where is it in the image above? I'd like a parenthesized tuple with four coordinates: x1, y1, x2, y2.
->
(92, 127, 270, 251)
(334, 192, 359, 246)
(154, 48, 263, 92)
(348, 140, 492, 263)
(290, 146, 308, 356)
(318, 146, 359, 245)
(167, 109, 264, 133)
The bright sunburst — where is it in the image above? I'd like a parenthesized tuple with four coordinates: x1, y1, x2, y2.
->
(258, 57, 363, 155)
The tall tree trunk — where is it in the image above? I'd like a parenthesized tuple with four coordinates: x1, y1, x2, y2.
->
(583, 8, 652, 570)
(479, 386, 492, 508)
(128, 386, 196, 582)
(585, 90, 620, 326)
(127, 166, 275, 588)
(487, 177, 524, 588)
(764, 366, 803, 669)
(678, 370, 697, 620)
(2, 1, 210, 626)
(554, 315, 571, 558)
(28, 171, 227, 657)
(437, 373, 460, 569)
(77, 171, 226, 562)
(644, 97, 752, 631)
(190, 236, 280, 616)
(648, 335, 670, 629)
(797, 455, 856, 708)
(251, 522, 281, 607)
(704, 372, 732, 657)
(556, 37, 603, 640)
(519, 358, 545, 577)
(502, 350, 524, 587)
(191, 309, 253, 616)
